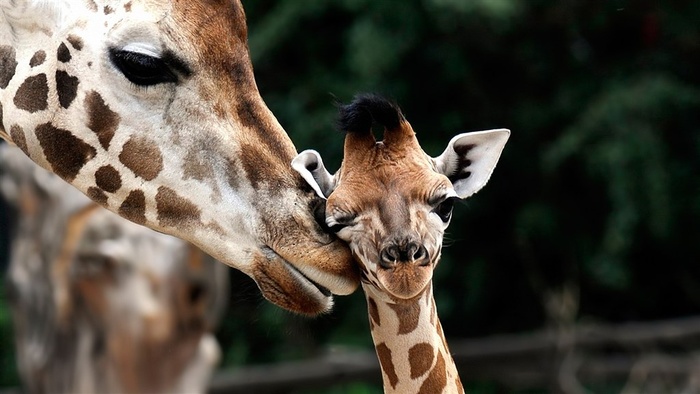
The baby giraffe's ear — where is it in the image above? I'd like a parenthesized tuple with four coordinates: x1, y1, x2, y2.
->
(433, 128, 510, 198)
(292, 150, 337, 199)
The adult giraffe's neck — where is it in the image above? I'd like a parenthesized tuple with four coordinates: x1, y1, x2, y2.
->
(362, 282, 464, 394)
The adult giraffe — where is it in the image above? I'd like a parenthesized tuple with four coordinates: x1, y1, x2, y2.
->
(0, 0, 358, 315)
(294, 94, 509, 393)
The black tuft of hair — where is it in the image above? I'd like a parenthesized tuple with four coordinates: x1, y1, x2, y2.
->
(336, 93, 405, 134)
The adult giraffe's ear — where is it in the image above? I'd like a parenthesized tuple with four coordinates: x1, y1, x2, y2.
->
(292, 150, 337, 199)
(433, 128, 510, 199)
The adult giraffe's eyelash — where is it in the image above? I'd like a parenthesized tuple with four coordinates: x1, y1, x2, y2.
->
(109, 48, 177, 86)
(327, 214, 356, 233)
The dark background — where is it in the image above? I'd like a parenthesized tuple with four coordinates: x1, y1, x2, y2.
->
(2, 0, 699, 392)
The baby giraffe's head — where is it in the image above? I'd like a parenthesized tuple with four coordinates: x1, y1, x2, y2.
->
(293, 94, 508, 302)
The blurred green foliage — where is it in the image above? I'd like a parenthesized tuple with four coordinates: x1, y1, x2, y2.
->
(215, 0, 700, 391)
(2, 0, 700, 391)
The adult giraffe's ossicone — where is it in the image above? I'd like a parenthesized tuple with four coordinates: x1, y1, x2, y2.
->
(0, 0, 358, 315)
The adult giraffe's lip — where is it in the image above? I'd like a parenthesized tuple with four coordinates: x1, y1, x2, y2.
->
(261, 246, 333, 297)
(284, 261, 332, 297)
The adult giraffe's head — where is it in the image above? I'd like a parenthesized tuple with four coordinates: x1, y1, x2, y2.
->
(0, 0, 358, 315)
(294, 94, 509, 302)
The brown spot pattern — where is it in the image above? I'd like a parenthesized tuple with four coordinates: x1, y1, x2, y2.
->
(417, 351, 447, 394)
(87, 186, 108, 206)
(368, 297, 381, 327)
(56, 70, 79, 109)
(376, 343, 398, 389)
(35, 123, 96, 181)
(409, 342, 435, 379)
(119, 136, 162, 181)
(124, 1, 132, 11)
(155, 186, 201, 228)
(0, 46, 17, 88)
(9, 125, 28, 155)
(57, 43, 71, 63)
(183, 147, 214, 181)
(104, 5, 114, 14)
(119, 189, 146, 224)
(14, 74, 48, 112)
(237, 98, 295, 162)
(29, 50, 46, 67)
(67, 35, 84, 50)
(85, 91, 119, 149)
(95, 165, 122, 193)
(86, 0, 97, 12)
(239, 142, 279, 192)
(388, 302, 420, 335)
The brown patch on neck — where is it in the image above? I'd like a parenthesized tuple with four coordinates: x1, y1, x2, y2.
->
(119, 137, 163, 181)
(14, 74, 49, 112)
(409, 342, 435, 379)
(87, 186, 109, 207)
(85, 0, 98, 12)
(417, 351, 447, 394)
(155, 186, 202, 229)
(119, 189, 146, 225)
(85, 91, 120, 150)
(95, 165, 122, 193)
(239, 141, 293, 194)
(35, 123, 97, 182)
(387, 301, 421, 335)
(375, 343, 398, 390)
(9, 125, 29, 156)
(56, 70, 79, 109)
(367, 297, 381, 327)
(29, 50, 46, 67)
(0, 45, 18, 88)
(67, 35, 84, 50)
(57, 42, 71, 63)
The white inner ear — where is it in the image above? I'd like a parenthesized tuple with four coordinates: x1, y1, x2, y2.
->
(291, 150, 337, 199)
(434, 128, 510, 198)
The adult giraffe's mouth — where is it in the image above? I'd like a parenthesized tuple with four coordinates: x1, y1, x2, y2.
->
(252, 246, 354, 315)
(283, 261, 332, 297)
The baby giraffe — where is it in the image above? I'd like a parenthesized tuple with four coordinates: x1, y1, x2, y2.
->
(293, 94, 509, 394)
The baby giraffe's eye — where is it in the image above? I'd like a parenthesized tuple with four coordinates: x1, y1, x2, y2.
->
(433, 197, 456, 223)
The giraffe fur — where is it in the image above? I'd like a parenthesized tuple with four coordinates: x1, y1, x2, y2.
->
(294, 94, 509, 393)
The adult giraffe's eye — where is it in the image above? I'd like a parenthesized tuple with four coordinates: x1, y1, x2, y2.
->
(329, 223, 348, 233)
(109, 48, 177, 86)
(327, 214, 356, 233)
(433, 197, 456, 223)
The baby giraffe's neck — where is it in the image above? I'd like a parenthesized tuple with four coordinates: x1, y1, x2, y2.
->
(362, 282, 464, 394)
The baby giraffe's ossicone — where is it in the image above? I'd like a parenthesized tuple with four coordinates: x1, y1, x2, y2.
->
(293, 94, 509, 393)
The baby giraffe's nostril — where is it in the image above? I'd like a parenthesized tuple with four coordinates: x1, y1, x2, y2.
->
(380, 246, 400, 268)
(412, 245, 427, 262)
